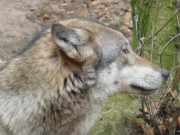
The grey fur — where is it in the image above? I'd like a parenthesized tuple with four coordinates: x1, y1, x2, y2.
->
(0, 19, 168, 135)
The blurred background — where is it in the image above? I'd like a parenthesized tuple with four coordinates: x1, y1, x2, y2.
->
(0, 0, 179, 134)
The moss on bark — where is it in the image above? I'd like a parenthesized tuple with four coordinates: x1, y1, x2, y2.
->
(131, 0, 179, 70)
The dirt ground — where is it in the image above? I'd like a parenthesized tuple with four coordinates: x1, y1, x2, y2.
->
(0, 0, 132, 61)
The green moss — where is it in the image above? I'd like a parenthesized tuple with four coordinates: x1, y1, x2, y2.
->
(90, 95, 140, 135)
(109, 18, 122, 30)
(98, 123, 113, 135)
(131, 0, 178, 70)
(41, 9, 52, 16)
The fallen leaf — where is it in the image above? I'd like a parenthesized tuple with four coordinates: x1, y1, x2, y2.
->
(158, 123, 167, 134)
(43, 14, 50, 20)
(142, 124, 154, 135)
(177, 116, 180, 127)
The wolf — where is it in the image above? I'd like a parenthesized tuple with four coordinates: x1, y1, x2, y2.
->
(0, 19, 169, 135)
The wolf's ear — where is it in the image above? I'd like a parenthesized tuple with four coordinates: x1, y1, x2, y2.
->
(51, 24, 89, 60)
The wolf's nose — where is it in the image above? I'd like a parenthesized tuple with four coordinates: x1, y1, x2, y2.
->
(162, 69, 169, 80)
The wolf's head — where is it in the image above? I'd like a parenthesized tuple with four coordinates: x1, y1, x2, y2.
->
(51, 19, 169, 96)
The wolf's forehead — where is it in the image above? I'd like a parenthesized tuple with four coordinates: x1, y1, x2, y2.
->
(57, 19, 130, 65)
(60, 19, 118, 33)
(60, 19, 128, 40)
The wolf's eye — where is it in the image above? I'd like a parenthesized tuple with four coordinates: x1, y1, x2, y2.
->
(122, 48, 129, 54)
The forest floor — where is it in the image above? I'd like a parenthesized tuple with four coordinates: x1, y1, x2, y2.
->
(0, 0, 132, 61)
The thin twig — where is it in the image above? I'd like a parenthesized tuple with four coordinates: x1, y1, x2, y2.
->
(173, 52, 176, 67)
(144, 97, 153, 120)
(151, 23, 155, 63)
(141, 96, 146, 120)
(159, 33, 180, 67)
(159, 33, 180, 55)
(134, 7, 145, 55)
(101, 108, 114, 115)
(134, 8, 141, 44)
(171, 67, 180, 91)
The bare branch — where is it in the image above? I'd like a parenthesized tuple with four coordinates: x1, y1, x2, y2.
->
(134, 7, 145, 55)
(159, 33, 180, 67)
(151, 23, 155, 63)
(159, 33, 180, 55)
(101, 108, 114, 115)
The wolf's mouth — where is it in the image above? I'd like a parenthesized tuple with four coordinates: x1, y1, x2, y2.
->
(130, 84, 157, 95)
